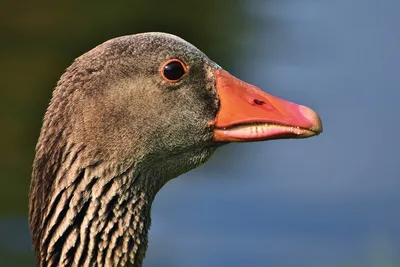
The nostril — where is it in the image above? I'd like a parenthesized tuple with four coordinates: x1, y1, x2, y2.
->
(253, 99, 265, 105)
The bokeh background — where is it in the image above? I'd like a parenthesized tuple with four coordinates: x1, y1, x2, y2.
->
(1, 0, 399, 266)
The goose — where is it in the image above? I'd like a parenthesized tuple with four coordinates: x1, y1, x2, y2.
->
(29, 32, 322, 267)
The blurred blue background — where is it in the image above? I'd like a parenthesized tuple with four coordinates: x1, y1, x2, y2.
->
(1, 0, 399, 266)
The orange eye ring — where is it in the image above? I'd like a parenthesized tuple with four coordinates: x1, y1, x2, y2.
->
(160, 59, 188, 82)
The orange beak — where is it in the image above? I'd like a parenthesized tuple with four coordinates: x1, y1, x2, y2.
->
(211, 69, 323, 142)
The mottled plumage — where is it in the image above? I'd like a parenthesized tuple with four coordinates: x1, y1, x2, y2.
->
(30, 33, 220, 267)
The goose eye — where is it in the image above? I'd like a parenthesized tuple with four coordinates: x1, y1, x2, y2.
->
(161, 59, 187, 82)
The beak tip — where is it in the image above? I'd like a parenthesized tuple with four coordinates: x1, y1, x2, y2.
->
(300, 105, 323, 134)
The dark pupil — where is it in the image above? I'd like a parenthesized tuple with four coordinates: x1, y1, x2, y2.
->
(163, 61, 185, 80)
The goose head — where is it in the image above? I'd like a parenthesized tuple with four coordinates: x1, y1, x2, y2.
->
(29, 32, 322, 267)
